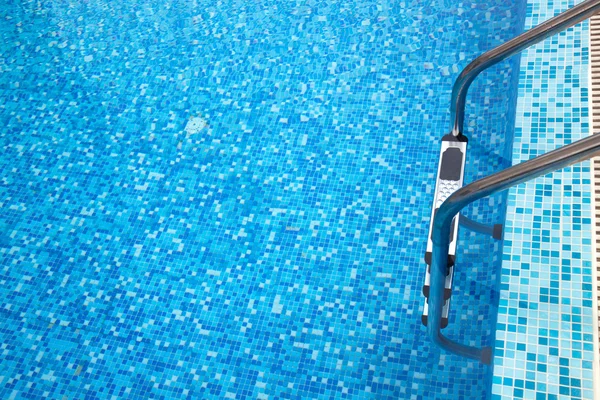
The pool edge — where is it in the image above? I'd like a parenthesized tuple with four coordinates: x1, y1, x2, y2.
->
(587, 12, 600, 397)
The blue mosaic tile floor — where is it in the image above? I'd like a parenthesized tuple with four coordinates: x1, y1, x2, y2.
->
(1, 0, 525, 398)
(492, 0, 598, 399)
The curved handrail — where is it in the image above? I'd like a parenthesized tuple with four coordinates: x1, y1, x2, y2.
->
(450, 0, 600, 137)
(428, 133, 600, 363)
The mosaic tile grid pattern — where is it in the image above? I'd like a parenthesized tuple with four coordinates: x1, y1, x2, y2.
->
(0, 0, 525, 398)
(492, 1, 598, 399)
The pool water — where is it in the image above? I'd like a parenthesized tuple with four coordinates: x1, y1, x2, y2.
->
(1, 0, 526, 398)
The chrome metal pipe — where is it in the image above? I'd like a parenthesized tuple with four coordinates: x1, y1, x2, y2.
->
(450, 0, 600, 137)
(428, 133, 600, 363)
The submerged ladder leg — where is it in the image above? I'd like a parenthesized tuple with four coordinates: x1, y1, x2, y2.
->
(422, 134, 467, 328)
(459, 215, 503, 240)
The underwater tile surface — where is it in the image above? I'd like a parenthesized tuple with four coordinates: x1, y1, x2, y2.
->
(492, 0, 597, 399)
(0, 0, 525, 398)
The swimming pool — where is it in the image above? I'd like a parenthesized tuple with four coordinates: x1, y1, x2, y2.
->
(0, 0, 528, 398)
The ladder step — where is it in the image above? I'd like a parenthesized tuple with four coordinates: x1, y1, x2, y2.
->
(422, 133, 467, 330)
(425, 134, 467, 266)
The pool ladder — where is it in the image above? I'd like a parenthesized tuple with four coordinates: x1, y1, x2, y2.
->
(423, 0, 600, 364)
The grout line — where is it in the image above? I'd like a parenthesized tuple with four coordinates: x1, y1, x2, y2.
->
(588, 13, 600, 398)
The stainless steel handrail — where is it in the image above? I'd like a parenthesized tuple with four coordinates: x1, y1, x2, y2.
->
(429, 133, 600, 363)
(450, 0, 600, 137)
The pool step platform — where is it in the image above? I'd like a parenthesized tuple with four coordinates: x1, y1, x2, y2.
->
(422, 134, 467, 329)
